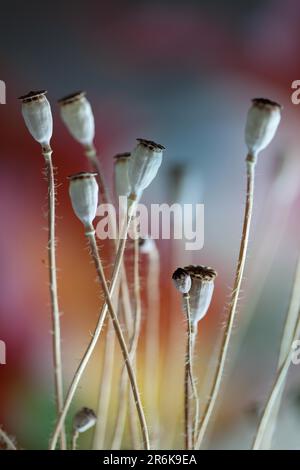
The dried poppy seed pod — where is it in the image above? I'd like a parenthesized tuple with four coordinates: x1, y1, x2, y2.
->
(58, 91, 95, 147)
(73, 407, 97, 433)
(128, 139, 165, 201)
(245, 98, 282, 158)
(172, 267, 192, 295)
(68, 172, 98, 229)
(114, 152, 131, 198)
(184, 265, 217, 327)
(19, 90, 53, 149)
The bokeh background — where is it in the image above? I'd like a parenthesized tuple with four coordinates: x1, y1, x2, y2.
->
(1, 0, 300, 450)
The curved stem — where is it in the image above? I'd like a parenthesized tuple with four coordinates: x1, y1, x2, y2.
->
(86, 228, 149, 450)
(43, 149, 66, 450)
(196, 156, 256, 449)
(49, 209, 134, 450)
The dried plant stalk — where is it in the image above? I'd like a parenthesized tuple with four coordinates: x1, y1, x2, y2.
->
(111, 219, 142, 449)
(92, 295, 119, 449)
(110, 269, 134, 449)
(252, 255, 300, 449)
(196, 155, 256, 449)
(85, 227, 149, 449)
(183, 295, 199, 450)
(144, 245, 160, 446)
(0, 427, 17, 450)
(49, 210, 136, 450)
(43, 148, 66, 450)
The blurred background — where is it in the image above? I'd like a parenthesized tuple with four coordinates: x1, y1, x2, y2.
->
(0, 0, 300, 450)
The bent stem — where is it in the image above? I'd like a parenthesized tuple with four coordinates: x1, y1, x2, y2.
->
(49, 208, 135, 450)
(43, 148, 66, 450)
(196, 154, 256, 449)
(183, 294, 199, 450)
(0, 427, 17, 450)
(85, 226, 150, 450)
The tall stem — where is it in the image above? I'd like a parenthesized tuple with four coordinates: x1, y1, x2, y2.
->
(49, 209, 135, 450)
(84, 144, 112, 206)
(111, 218, 143, 449)
(196, 155, 256, 449)
(86, 227, 149, 450)
(88, 144, 135, 449)
(43, 149, 66, 450)
(144, 246, 160, 447)
(110, 270, 135, 450)
(71, 430, 79, 450)
(183, 294, 199, 450)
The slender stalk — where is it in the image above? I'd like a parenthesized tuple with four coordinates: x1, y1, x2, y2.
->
(196, 155, 256, 449)
(49, 208, 134, 450)
(92, 257, 121, 450)
(183, 294, 199, 450)
(92, 317, 116, 449)
(0, 427, 17, 450)
(89, 145, 135, 450)
(252, 306, 300, 450)
(129, 224, 143, 449)
(86, 226, 150, 450)
(110, 270, 135, 450)
(252, 255, 300, 449)
(43, 148, 66, 450)
(111, 219, 142, 449)
(144, 246, 161, 447)
(71, 430, 79, 450)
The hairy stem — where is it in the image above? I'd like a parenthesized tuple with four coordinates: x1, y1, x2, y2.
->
(43, 148, 66, 450)
(111, 219, 143, 449)
(49, 208, 135, 450)
(144, 246, 161, 447)
(196, 155, 256, 449)
(86, 227, 149, 450)
(183, 295, 199, 450)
